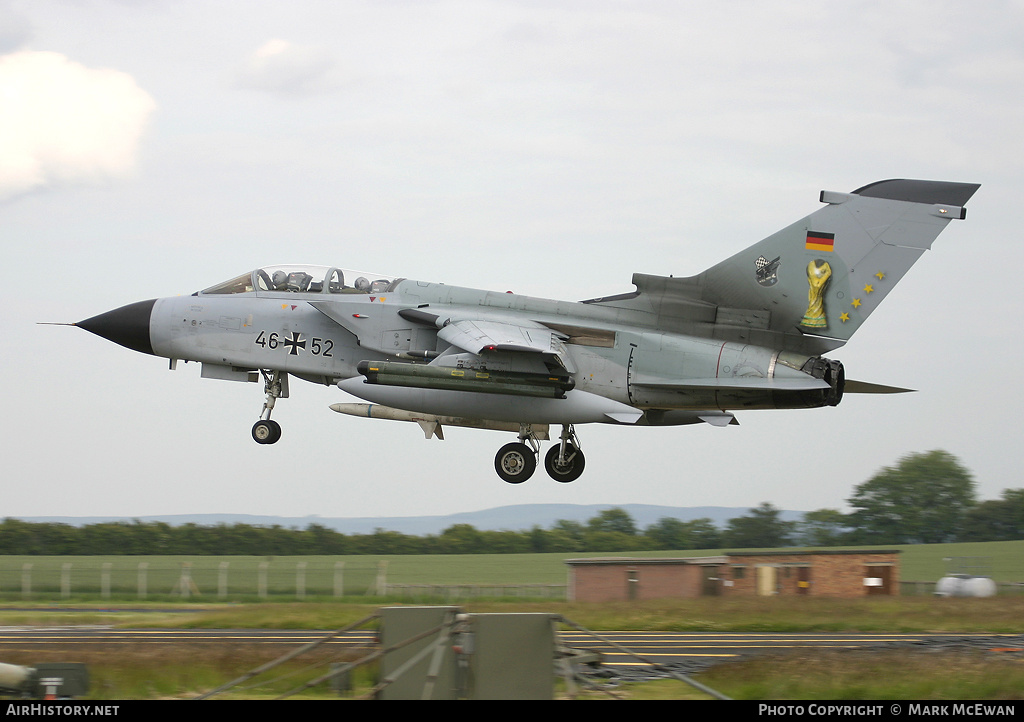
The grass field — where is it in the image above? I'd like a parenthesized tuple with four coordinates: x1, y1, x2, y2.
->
(2, 539, 1024, 602)
(12, 639, 1024, 700)
(4, 540, 1024, 699)
(0, 595, 1020, 633)
(4, 597, 1024, 699)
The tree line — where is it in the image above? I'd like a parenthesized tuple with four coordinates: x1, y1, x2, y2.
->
(2, 450, 1019, 555)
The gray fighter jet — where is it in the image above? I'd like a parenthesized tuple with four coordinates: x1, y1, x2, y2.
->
(73, 179, 979, 483)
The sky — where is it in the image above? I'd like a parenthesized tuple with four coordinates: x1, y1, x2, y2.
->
(3, 0, 1023, 524)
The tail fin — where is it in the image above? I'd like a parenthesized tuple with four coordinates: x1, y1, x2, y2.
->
(604, 179, 979, 355)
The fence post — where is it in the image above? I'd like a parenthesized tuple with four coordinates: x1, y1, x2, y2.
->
(219, 562, 229, 599)
(334, 561, 344, 597)
(138, 562, 147, 599)
(175, 562, 199, 599)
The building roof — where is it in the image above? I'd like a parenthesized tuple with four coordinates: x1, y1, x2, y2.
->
(564, 549, 900, 566)
(564, 556, 728, 566)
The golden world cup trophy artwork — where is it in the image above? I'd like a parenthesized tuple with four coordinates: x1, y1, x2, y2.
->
(802, 259, 832, 328)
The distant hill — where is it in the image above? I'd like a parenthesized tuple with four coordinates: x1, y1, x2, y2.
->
(15, 504, 806, 536)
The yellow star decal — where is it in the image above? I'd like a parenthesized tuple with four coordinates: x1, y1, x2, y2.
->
(863, 284, 874, 294)
(840, 312, 850, 323)
(875, 271, 886, 280)
(851, 298, 862, 308)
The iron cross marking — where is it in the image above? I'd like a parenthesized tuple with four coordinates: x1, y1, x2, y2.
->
(283, 332, 306, 356)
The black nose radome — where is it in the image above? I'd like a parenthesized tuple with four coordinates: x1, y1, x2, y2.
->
(77, 299, 157, 356)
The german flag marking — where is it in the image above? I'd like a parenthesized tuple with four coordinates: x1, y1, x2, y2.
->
(806, 231, 835, 252)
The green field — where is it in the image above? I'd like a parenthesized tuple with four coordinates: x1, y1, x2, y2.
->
(4, 540, 1024, 700)
(4, 543, 1024, 700)
(5, 596, 1024, 699)
(2, 539, 1023, 602)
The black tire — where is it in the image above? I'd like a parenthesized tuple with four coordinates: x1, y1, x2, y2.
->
(252, 419, 282, 444)
(544, 444, 585, 483)
(494, 442, 536, 483)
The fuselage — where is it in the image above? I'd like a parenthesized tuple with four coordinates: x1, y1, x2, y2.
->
(81, 264, 839, 427)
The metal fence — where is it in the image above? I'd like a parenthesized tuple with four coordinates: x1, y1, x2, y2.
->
(0, 560, 567, 601)
(1, 560, 379, 600)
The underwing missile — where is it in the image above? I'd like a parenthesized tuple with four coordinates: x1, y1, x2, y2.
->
(329, 402, 549, 440)
(337, 377, 644, 425)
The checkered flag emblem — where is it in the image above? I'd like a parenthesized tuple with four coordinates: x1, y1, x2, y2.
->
(755, 255, 780, 286)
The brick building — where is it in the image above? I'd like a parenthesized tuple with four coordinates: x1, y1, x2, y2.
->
(565, 550, 900, 601)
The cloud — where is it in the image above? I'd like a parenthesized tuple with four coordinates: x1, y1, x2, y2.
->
(233, 38, 335, 95)
(0, 50, 156, 201)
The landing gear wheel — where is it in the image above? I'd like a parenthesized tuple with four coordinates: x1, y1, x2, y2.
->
(545, 444, 585, 483)
(494, 442, 536, 483)
(252, 419, 282, 445)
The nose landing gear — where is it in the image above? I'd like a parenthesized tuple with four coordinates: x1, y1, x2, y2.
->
(252, 370, 288, 445)
(252, 418, 282, 444)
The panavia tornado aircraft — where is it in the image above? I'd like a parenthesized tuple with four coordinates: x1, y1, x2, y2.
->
(72, 179, 978, 483)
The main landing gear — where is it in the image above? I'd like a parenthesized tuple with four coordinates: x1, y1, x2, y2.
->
(494, 424, 585, 484)
(252, 370, 287, 445)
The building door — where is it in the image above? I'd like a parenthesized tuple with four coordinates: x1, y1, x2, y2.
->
(797, 566, 811, 595)
(701, 566, 721, 596)
(865, 565, 893, 595)
(756, 565, 777, 596)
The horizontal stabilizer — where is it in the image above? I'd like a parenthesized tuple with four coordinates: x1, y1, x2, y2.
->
(844, 380, 914, 394)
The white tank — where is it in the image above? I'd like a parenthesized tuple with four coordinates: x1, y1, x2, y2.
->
(935, 574, 997, 597)
(962, 576, 998, 597)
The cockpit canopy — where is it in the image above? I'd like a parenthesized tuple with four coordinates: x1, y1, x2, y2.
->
(200, 265, 400, 296)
